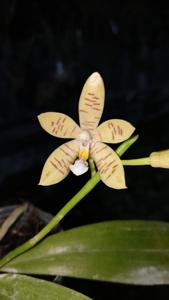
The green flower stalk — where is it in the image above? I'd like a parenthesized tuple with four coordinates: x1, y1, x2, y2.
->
(122, 149, 169, 168)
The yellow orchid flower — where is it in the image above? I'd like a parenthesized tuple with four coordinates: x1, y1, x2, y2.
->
(38, 72, 135, 189)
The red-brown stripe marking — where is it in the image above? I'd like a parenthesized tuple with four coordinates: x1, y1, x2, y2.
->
(55, 128, 58, 135)
(70, 126, 76, 135)
(60, 124, 64, 132)
(61, 158, 68, 169)
(95, 145, 107, 154)
(96, 157, 104, 164)
(54, 157, 63, 168)
(81, 121, 95, 127)
(106, 160, 115, 168)
(85, 121, 96, 124)
(84, 97, 96, 103)
(80, 109, 88, 113)
(99, 163, 108, 174)
(50, 160, 64, 175)
(62, 117, 66, 123)
(117, 125, 123, 136)
(96, 161, 103, 169)
(64, 144, 77, 153)
(92, 107, 101, 111)
(112, 124, 117, 135)
(103, 160, 116, 173)
(83, 127, 94, 131)
(60, 148, 74, 159)
(97, 130, 102, 141)
(93, 102, 100, 106)
(103, 153, 112, 160)
(56, 117, 61, 125)
(85, 103, 92, 107)
(63, 129, 68, 136)
(105, 169, 116, 180)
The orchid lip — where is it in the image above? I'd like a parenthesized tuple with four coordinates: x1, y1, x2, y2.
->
(70, 159, 89, 176)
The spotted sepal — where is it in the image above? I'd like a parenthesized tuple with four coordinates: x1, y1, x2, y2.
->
(38, 112, 81, 139)
(39, 140, 80, 185)
(90, 142, 126, 189)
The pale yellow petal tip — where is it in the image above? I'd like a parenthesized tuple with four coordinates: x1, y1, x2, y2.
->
(38, 175, 55, 186)
(111, 174, 127, 189)
(89, 72, 102, 83)
(37, 114, 41, 121)
(106, 183, 127, 190)
(37, 113, 44, 120)
(103, 178, 127, 190)
(114, 183, 127, 190)
(37, 179, 49, 186)
(131, 124, 136, 132)
(37, 113, 45, 125)
(38, 180, 57, 186)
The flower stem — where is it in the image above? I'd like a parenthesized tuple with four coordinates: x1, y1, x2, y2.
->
(0, 135, 138, 269)
(122, 157, 150, 166)
(89, 158, 96, 177)
(116, 134, 139, 157)
(0, 173, 100, 268)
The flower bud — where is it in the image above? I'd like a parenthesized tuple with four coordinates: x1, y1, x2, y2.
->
(150, 150, 169, 168)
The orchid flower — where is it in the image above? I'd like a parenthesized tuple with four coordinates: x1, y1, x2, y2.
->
(38, 72, 135, 189)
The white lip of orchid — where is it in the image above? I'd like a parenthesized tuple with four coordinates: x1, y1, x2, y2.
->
(70, 159, 89, 176)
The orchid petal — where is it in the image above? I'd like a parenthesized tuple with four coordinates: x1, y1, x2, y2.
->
(90, 142, 126, 189)
(39, 140, 79, 186)
(79, 72, 105, 131)
(38, 112, 81, 139)
(95, 119, 135, 144)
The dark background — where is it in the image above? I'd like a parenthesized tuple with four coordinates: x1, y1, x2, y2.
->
(0, 1, 169, 299)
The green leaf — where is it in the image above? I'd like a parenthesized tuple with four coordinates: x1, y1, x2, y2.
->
(2, 221, 169, 285)
(0, 274, 91, 300)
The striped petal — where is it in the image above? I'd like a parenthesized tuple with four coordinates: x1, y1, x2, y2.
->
(79, 72, 105, 131)
(39, 140, 79, 186)
(90, 142, 126, 189)
(38, 112, 82, 139)
(95, 119, 135, 144)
